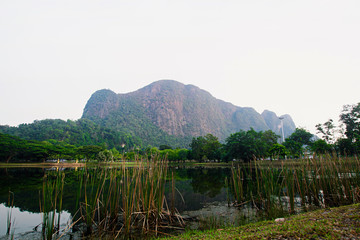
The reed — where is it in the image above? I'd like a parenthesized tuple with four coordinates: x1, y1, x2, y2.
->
(231, 155, 360, 218)
(40, 172, 65, 240)
(76, 154, 183, 238)
(6, 191, 15, 236)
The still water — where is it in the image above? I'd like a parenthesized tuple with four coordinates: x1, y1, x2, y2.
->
(0, 166, 245, 239)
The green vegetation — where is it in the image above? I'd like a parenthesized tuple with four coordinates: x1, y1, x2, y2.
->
(223, 129, 278, 162)
(231, 155, 360, 218)
(315, 102, 360, 156)
(189, 134, 222, 162)
(0, 132, 106, 162)
(163, 203, 360, 239)
(83, 88, 193, 148)
(2, 155, 360, 239)
(0, 118, 138, 150)
(6, 191, 15, 236)
(82, 81, 296, 147)
(35, 156, 184, 238)
(40, 172, 65, 240)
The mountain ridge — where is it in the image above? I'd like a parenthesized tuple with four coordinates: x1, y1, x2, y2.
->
(82, 80, 296, 147)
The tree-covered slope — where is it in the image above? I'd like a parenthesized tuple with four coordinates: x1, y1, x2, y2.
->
(0, 118, 138, 150)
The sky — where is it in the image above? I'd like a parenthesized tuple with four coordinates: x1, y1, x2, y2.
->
(1, 0, 360, 135)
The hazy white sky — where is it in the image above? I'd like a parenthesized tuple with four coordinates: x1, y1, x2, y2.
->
(1, 0, 360, 134)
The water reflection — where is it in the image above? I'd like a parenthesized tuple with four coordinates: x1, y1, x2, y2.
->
(170, 167, 230, 212)
(0, 166, 233, 238)
(0, 204, 71, 237)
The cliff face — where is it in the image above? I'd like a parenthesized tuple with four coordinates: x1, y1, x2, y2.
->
(82, 80, 296, 146)
(262, 110, 296, 140)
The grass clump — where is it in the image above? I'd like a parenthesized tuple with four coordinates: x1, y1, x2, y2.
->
(76, 155, 184, 238)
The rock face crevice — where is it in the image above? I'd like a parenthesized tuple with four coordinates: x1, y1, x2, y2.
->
(82, 80, 296, 143)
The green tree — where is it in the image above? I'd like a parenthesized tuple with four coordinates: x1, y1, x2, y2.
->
(223, 129, 266, 162)
(189, 134, 221, 161)
(159, 144, 172, 150)
(286, 128, 313, 146)
(339, 103, 360, 143)
(316, 119, 335, 144)
(336, 138, 357, 156)
(283, 139, 303, 158)
(262, 130, 280, 146)
(176, 149, 189, 162)
(268, 143, 287, 160)
(97, 149, 114, 162)
(283, 128, 313, 158)
(77, 145, 104, 161)
(0, 133, 26, 163)
(311, 139, 332, 155)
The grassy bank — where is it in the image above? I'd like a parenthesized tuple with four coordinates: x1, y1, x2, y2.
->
(163, 203, 360, 239)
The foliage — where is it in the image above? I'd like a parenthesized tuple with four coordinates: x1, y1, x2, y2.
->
(0, 133, 58, 162)
(311, 139, 332, 154)
(77, 145, 104, 161)
(189, 134, 222, 161)
(159, 144, 172, 150)
(339, 102, 360, 143)
(0, 132, 110, 163)
(83, 92, 193, 149)
(314, 102, 360, 156)
(147, 147, 190, 163)
(268, 143, 287, 159)
(0, 118, 137, 151)
(335, 138, 357, 156)
(285, 127, 313, 146)
(223, 129, 278, 162)
(283, 128, 313, 158)
(316, 119, 335, 144)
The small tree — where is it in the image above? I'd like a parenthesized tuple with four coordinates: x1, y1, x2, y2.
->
(189, 134, 221, 162)
(268, 143, 287, 160)
(340, 103, 360, 142)
(311, 139, 331, 155)
(283, 128, 313, 158)
(223, 129, 264, 162)
(77, 145, 104, 161)
(316, 119, 335, 144)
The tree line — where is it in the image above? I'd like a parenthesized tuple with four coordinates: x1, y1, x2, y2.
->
(189, 102, 360, 162)
(0, 118, 139, 151)
(1, 102, 359, 163)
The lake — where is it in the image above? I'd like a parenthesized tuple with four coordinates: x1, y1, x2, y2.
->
(1, 157, 359, 239)
(0, 166, 253, 239)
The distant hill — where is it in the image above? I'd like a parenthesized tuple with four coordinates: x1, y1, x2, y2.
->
(82, 80, 296, 147)
(0, 119, 139, 150)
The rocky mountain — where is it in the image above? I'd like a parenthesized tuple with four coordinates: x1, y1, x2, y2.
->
(261, 110, 296, 141)
(82, 80, 296, 147)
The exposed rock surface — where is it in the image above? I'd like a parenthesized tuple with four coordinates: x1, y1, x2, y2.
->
(82, 80, 296, 146)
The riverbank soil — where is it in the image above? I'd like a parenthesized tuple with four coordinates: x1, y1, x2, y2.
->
(165, 203, 360, 239)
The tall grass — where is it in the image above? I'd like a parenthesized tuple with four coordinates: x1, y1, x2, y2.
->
(6, 191, 15, 236)
(36, 155, 182, 238)
(231, 155, 360, 218)
(40, 172, 65, 240)
(77, 154, 183, 238)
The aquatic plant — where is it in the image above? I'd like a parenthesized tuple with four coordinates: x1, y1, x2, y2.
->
(40, 172, 65, 240)
(6, 191, 15, 236)
(231, 155, 360, 218)
(76, 154, 184, 238)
